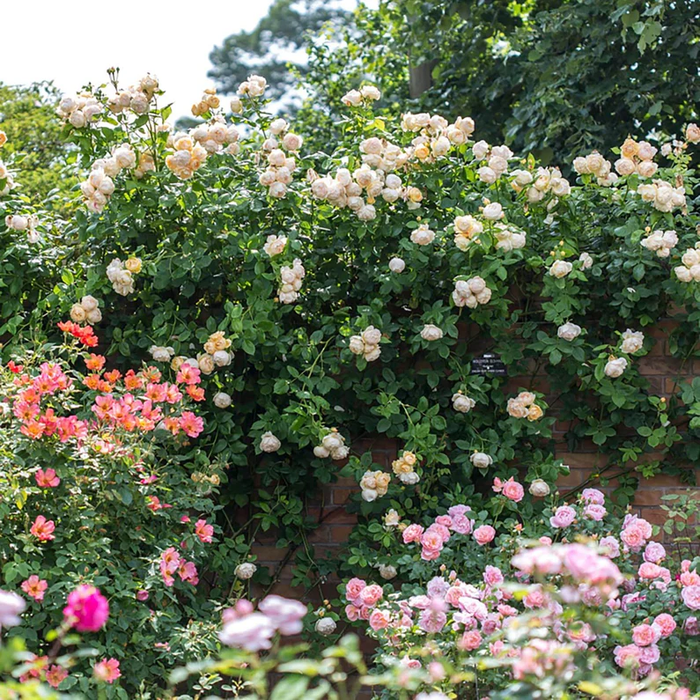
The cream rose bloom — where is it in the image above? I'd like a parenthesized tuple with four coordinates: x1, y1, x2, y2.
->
(557, 322, 582, 341)
(549, 260, 573, 278)
(235, 563, 257, 580)
(420, 324, 443, 341)
(214, 392, 232, 409)
(470, 452, 493, 469)
(70, 303, 87, 323)
(529, 479, 551, 497)
(686, 123, 700, 144)
(260, 431, 281, 453)
(620, 329, 644, 354)
(482, 202, 504, 220)
(389, 257, 406, 273)
(604, 357, 628, 378)
(452, 393, 475, 413)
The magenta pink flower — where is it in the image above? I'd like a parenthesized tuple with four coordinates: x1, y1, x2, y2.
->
(63, 585, 109, 632)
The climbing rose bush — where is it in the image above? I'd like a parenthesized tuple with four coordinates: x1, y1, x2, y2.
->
(1, 68, 700, 696)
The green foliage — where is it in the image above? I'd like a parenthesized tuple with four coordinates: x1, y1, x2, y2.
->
(0, 82, 76, 205)
(293, 0, 700, 164)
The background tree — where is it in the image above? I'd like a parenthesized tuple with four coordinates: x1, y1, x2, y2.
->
(0, 82, 76, 205)
(208, 0, 352, 112)
(236, 0, 700, 164)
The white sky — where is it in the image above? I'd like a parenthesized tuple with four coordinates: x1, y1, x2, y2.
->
(0, 0, 374, 120)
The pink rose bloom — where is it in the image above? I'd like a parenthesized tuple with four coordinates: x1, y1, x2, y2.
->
(258, 595, 307, 635)
(447, 504, 471, 519)
(427, 577, 450, 598)
(427, 523, 451, 543)
(359, 584, 384, 607)
(345, 577, 366, 603)
(502, 478, 524, 503)
(445, 584, 469, 606)
(682, 585, 700, 611)
(63, 585, 109, 632)
(614, 643, 642, 669)
(539, 536, 553, 545)
(421, 529, 445, 551)
(480, 614, 501, 635)
(684, 617, 699, 635)
(399, 656, 421, 669)
(643, 542, 666, 564)
(369, 608, 391, 631)
(421, 546, 442, 561)
(497, 604, 518, 617)
(435, 515, 452, 528)
(345, 604, 360, 621)
(584, 504, 606, 521)
(473, 525, 495, 545)
(490, 640, 505, 656)
(483, 566, 504, 587)
(639, 643, 660, 665)
(458, 597, 488, 620)
(653, 613, 676, 637)
(428, 661, 446, 681)
(418, 607, 447, 633)
(680, 569, 700, 586)
(600, 536, 620, 558)
(523, 587, 546, 609)
(632, 623, 661, 647)
(93, 658, 121, 684)
(620, 526, 645, 551)
(402, 524, 424, 544)
(638, 562, 663, 580)
(511, 546, 561, 575)
(178, 560, 199, 585)
(459, 629, 482, 650)
(549, 505, 576, 528)
(136, 590, 149, 601)
(219, 612, 275, 650)
(450, 514, 474, 535)
(581, 488, 605, 505)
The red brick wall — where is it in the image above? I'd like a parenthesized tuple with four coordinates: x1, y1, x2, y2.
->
(255, 320, 698, 596)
